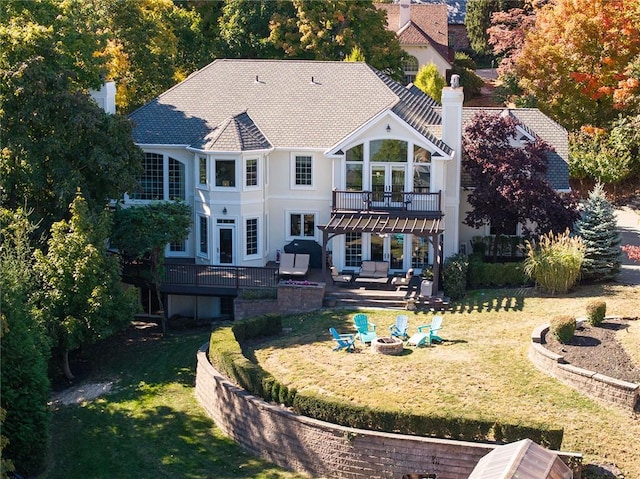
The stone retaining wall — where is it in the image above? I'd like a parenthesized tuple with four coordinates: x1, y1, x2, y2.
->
(196, 345, 581, 479)
(234, 282, 325, 320)
(529, 322, 640, 411)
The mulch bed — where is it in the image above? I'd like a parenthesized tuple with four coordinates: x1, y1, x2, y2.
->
(544, 318, 640, 383)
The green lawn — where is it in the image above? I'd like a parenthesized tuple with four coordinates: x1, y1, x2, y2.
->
(43, 283, 639, 479)
(249, 284, 640, 478)
(43, 329, 307, 479)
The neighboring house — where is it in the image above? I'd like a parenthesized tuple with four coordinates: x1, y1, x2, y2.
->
(376, 0, 454, 83)
(124, 59, 569, 317)
(418, 0, 470, 51)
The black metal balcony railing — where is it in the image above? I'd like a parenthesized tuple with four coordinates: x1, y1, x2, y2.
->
(332, 190, 442, 216)
(163, 264, 279, 289)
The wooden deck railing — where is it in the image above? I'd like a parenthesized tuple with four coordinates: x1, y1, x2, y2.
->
(162, 264, 279, 289)
(332, 190, 441, 216)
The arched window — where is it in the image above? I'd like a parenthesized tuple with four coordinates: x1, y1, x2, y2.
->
(402, 56, 419, 84)
(402, 56, 419, 72)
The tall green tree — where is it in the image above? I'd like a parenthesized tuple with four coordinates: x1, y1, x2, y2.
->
(99, 0, 212, 112)
(466, 0, 523, 57)
(573, 184, 621, 282)
(110, 202, 192, 334)
(269, 0, 404, 80)
(1, 0, 142, 234)
(0, 209, 50, 477)
(33, 193, 139, 380)
(217, 0, 289, 59)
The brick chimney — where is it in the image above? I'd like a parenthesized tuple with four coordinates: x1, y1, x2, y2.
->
(399, 0, 411, 29)
(440, 74, 464, 258)
(89, 81, 116, 114)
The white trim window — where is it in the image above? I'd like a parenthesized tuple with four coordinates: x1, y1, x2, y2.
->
(215, 159, 236, 188)
(245, 217, 259, 258)
(244, 158, 259, 189)
(198, 215, 209, 257)
(288, 212, 316, 239)
(131, 153, 186, 201)
(291, 154, 313, 189)
(198, 156, 208, 187)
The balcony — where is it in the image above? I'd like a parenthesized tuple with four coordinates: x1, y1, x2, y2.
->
(331, 190, 442, 218)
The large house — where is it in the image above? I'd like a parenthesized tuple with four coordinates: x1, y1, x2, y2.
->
(376, 0, 454, 83)
(124, 59, 569, 317)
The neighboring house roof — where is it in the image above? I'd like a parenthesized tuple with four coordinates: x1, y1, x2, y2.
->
(417, 0, 467, 25)
(129, 59, 449, 154)
(460, 107, 570, 191)
(377, 3, 453, 62)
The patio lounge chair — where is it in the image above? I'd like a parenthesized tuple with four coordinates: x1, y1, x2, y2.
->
(353, 313, 377, 345)
(329, 327, 356, 352)
(407, 315, 443, 347)
(330, 266, 352, 286)
(389, 314, 409, 340)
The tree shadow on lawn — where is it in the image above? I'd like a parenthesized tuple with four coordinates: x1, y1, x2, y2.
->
(50, 393, 295, 479)
(449, 290, 526, 313)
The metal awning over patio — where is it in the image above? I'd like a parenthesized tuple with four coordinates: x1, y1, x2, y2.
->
(318, 213, 445, 293)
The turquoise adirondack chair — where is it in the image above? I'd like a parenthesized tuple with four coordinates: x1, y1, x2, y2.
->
(329, 327, 356, 352)
(407, 315, 443, 347)
(389, 314, 409, 340)
(353, 313, 377, 345)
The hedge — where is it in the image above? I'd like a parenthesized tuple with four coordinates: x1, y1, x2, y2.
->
(468, 261, 531, 289)
(206, 316, 563, 449)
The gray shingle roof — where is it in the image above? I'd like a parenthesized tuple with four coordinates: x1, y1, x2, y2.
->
(129, 59, 447, 153)
(194, 112, 271, 152)
(460, 107, 570, 190)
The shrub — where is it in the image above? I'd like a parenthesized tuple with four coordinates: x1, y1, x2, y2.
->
(550, 315, 576, 344)
(442, 253, 469, 300)
(586, 301, 606, 326)
(524, 230, 585, 294)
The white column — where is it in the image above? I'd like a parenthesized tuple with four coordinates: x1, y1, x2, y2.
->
(440, 76, 464, 259)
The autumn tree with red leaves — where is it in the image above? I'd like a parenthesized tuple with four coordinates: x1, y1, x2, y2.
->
(516, 0, 640, 130)
(462, 112, 579, 261)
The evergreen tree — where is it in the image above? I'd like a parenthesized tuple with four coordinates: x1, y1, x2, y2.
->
(0, 209, 51, 476)
(573, 184, 621, 281)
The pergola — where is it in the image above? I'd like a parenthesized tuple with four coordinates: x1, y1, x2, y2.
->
(318, 212, 445, 293)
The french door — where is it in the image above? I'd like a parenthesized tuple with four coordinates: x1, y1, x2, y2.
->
(370, 164, 405, 207)
(370, 233, 405, 271)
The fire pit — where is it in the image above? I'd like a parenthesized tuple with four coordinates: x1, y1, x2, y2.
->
(371, 337, 404, 355)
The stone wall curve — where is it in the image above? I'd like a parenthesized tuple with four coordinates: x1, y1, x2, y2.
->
(529, 320, 640, 411)
(195, 344, 581, 479)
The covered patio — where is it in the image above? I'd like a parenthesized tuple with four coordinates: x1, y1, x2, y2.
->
(318, 212, 445, 293)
